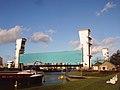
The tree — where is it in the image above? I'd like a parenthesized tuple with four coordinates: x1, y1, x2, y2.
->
(110, 50, 120, 66)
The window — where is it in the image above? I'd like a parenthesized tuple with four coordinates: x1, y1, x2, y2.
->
(103, 67, 105, 70)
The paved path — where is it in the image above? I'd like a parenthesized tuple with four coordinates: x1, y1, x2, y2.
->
(65, 74, 100, 81)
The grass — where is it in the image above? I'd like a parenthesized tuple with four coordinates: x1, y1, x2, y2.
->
(67, 71, 118, 77)
(22, 71, 120, 90)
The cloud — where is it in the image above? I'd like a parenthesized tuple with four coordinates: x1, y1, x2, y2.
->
(47, 29, 56, 34)
(69, 38, 103, 54)
(102, 37, 120, 51)
(0, 25, 22, 45)
(92, 37, 120, 54)
(91, 38, 102, 54)
(96, 2, 116, 16)
(101, 2, 116, 12)
(28, 32, 52, 44)
(96, 12, 100, 16)
(92, 38, 100, 47)
(70, 37, 120, 55)
(69, 40, 83, 50)
(102, 37, 120, 45)
(74, 46, 82, 50)
(92, 45, 103, 54)
(69, 40, 80, 47)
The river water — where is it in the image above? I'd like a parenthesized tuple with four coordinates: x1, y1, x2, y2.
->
(43, 72, 67, 85)
(0, 72, 67, 90)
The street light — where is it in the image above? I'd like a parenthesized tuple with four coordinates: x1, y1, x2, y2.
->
(80, 61, 83, 77)
(81, 44, 83, 77)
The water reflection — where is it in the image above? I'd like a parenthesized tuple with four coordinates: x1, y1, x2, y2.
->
(43, 72, 67, 85)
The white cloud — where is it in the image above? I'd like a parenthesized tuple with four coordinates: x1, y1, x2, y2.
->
(101, 2, 116, 12)
(102, 37, 120, 45)
(74, 45, 82, 50)
(70, 37, 120, 55)
(96, 12, 100, 16)
(69, 40, 83, 50)
(69, 40, 80, 47)
(28, 32, 52, 44)
(96, 2, 116, 16)
(91, 38, 102, 54)
(0, 25, 22, 45)
(101, 37, 120, 52)
(92, 38, 100, 47)
(47, 29, 56, 34)
(92, 45, 103, 54)
(92, 37, 120, 54)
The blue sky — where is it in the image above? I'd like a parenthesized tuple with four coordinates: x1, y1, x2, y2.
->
(0, 0, 120, 63)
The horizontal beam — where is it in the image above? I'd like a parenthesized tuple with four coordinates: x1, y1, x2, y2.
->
(26, 64, 83, 67)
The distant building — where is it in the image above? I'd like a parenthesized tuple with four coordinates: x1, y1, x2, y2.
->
(99, 61, 116, 71)
(92, 62, 102, 71)
(7, 61, 14, 68)
(102, 48, 109, 61)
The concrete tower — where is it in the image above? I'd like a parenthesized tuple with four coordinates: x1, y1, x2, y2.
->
(102, 48, 109, 61)
(79, 29, 92, 69)
(14, 38, 27, 68)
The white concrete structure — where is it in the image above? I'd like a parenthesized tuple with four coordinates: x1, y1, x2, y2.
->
(7, 61, 14, 68)
(102, 48, 109, 61)
(14, 38, 27, 68)
(79, 29, 92, 68)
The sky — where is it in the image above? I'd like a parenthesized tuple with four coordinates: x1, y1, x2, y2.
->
(0, 0, 120, 63)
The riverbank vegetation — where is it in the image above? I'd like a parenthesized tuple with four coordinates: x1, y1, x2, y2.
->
(24, 71, 120, 90)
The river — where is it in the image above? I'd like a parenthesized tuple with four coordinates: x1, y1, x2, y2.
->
(43, 72, 67, 85)
(0, 72, 68, 90)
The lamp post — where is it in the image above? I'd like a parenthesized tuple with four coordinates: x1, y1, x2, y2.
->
(80, 62, 83, 77)
(81, 44, 83, 77)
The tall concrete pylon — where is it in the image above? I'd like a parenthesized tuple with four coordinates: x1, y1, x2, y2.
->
(102, 48, 109, 61)
(79, 29, 92, 69)
(14, 38, 27, 68)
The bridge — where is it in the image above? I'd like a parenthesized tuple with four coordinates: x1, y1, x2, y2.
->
(23, 64, 83, 71)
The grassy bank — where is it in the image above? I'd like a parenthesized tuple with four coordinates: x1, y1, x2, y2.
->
(67, 71, 118, 77)
(23, 72, 120, 90)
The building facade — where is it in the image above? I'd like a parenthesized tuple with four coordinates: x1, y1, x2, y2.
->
(99, 61, 116, 71)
